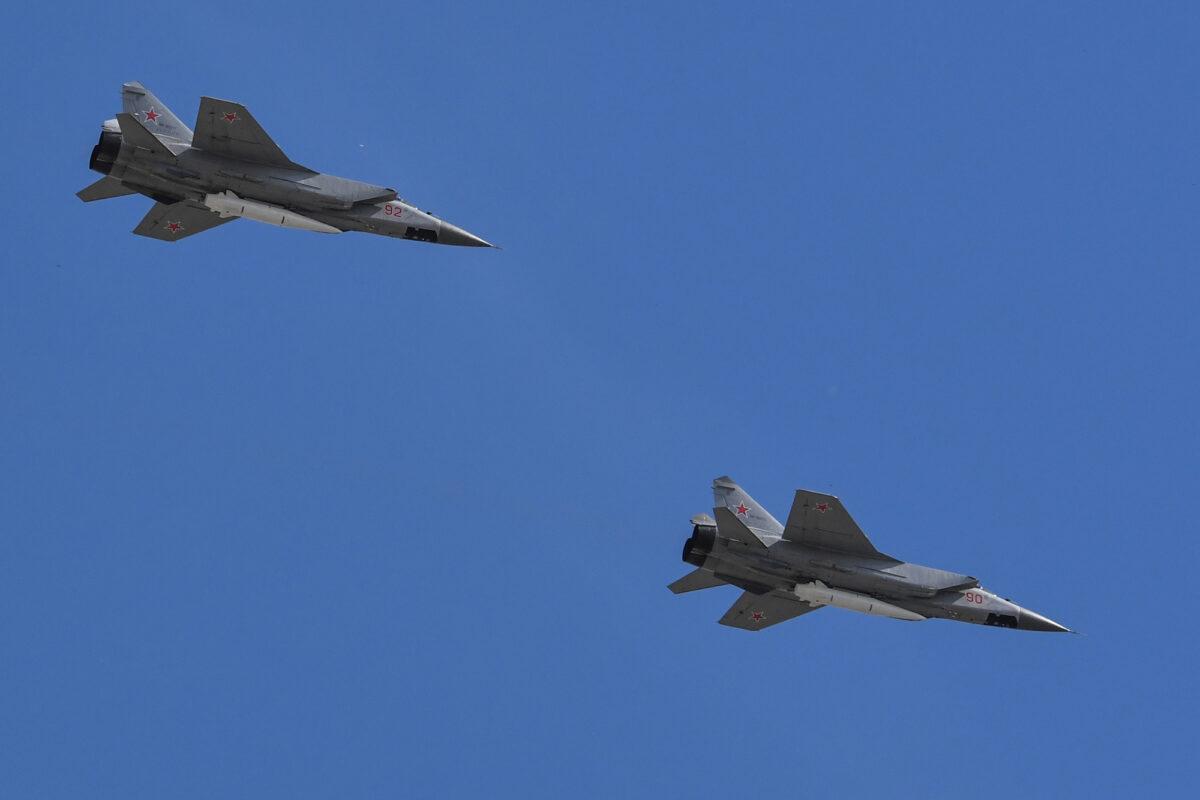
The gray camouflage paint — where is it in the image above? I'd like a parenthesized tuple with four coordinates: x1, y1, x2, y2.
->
(670, 476, 1071, 633)
(78, 82, 493, 246)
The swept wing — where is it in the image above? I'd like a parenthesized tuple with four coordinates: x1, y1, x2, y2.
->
(719, 590, 822, 631)
(193, 97, 305, 169)
(132, 199, 235, 241)
(782, 490, 885, 557)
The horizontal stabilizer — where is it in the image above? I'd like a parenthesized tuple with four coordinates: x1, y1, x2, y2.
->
(77, 176, 135, 202)
(116, 113, 174, 159)
(668, 569, 726, 594)
(719, 590, 822, 631)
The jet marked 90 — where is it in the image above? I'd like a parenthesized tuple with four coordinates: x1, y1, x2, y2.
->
(78, 82, 494, 247)
(670, 476, 1072, 633)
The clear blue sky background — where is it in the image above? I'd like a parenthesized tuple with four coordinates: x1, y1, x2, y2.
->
(2, 2, 1196, 797)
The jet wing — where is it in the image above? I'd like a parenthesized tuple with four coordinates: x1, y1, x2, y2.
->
(192, 97, 303, 169)
(719, 590, 822, 631)
(132, 200, 235, 241)
(782, 490, 884, 557)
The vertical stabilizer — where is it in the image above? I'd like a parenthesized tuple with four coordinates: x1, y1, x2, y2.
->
(712, 476, 783, 546)
(122, 81, 193, 143)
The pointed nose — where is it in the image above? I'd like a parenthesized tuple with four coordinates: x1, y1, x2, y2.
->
(437, 220, 494, 248)
(1018, 608, 1071, 633)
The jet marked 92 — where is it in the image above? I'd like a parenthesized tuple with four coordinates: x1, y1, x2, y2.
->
(669, 476, 1072, 633)
(78, 82, 494, 247)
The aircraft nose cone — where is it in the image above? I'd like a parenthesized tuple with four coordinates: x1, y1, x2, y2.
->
(1018, 608, 1071, 633)
(438, 220, 494, 248)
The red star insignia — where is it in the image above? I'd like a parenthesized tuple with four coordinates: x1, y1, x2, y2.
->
(751, 611, 765, 622)
(165, 221, 184, 234)
(144, 108, 159, 123)
(222, 111, 239, 123)
(814, 502, 830, 513)
(735, 503, 750, 516)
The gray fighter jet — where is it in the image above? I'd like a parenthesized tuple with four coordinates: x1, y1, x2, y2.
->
(670, 476, 1071, 633)
(78, 82, 493, 246)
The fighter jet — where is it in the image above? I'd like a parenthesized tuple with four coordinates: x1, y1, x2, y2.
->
(77, 82, 493, 246)
(670, 476, 1071, 633)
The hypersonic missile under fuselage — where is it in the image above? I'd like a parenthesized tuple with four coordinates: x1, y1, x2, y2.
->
(78, 82, 493, 246)
(669, 476, 1071, 633)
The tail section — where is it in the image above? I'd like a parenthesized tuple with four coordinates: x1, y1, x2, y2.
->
(76, 175, 135, 202)
(712, 476, 783, 546)
(667, 568, 726, 594)
(122, 81, 192, 144)
(115, 113, 175, 159)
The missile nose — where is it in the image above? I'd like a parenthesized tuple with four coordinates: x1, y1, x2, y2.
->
(1018, 608, 1071, 633)
(438, 220, 494, 248)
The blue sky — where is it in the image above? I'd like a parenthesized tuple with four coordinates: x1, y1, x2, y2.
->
(2, 2, 1197, 796)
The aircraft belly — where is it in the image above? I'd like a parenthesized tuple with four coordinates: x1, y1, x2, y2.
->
(108, 163, 187, 204)
(701, 557, 783, 594)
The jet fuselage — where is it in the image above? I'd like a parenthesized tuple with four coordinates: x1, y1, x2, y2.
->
(81, 83, 492, 246)
(680, 516, 1068, 632)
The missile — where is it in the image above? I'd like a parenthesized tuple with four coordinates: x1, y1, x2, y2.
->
(204, 190, 341, 234)
(793, 581, 926, 621)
